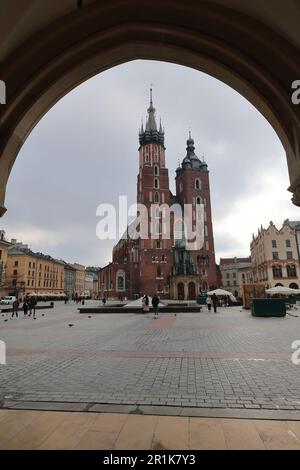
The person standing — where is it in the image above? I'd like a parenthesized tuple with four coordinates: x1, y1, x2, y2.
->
(152, 294, 160, 319)
(212, 293, 218, 313)
(22, 299, 29, 317)
(102, 297, 106, 306)
(11, 298, 19, 318)
(142, 294, 149, 313)
(206, 295, 212, 311)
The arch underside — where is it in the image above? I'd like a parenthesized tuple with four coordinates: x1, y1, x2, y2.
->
(0, 1, 300, 216)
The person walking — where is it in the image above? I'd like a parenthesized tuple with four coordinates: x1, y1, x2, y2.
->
(11, 298, 19, 318)
(206, 295, 212, 311)
(142, 294, 149, 313)
(28, 296, 37, 319)
(152, 294, 160, 319)
(212, 293, 218, 313)
(102, 297, 106, 306)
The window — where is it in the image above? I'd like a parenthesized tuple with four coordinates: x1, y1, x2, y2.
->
(152, 256, 157, 262)
(154, 165, 159, 175)
(232, 272, 236, 278)
(154, 192, 159, 203)
(29, 262, 31, 268)
(154, 178, 159, 189)
(272, 265, 282, 278)
(0, 250, 2, 260)
(196, 196, 201, 205)
(195, 179, 201, 190)
(14, 261, 18, 267)
(28, 270, 31, 276)
(227, 281, 230, 287)
(286, 239, 291, 247)
(145, 145, 149, 162)
(287, 251, 293, 260)
(287, 265, 297, 277)
(157, 266, 161, 277)
(156, 240, 161, 249)
(272, 240, 277, 248)
(161, 192, 165, 203)
(154, 145, 158, 162)
(272, 252, 279, 260)
(162, 254, 166, 262)
(226, 273, 230, 279)
(31, 280, 34, 286)
(116, 271, 125, 291)
(13, 269, 17, 275)
(27, 280, 30, 286)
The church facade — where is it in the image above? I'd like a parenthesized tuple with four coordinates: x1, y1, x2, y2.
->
(98, 93, 219, 300)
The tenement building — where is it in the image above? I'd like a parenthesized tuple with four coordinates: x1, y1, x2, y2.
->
(251, 220, 300, 289)
(219, 257, 252, 296)
(99, 92, 218, 300)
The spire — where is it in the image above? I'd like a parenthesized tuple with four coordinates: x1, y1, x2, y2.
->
(177, 132, 208, 172)
(139, 87, 165, 148)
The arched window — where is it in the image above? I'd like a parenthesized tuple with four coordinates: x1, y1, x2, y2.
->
(195, 179, 201, 190)
(196, 196, 201, 205)
(154, 178, 159, 189)
(154, 192, 159, 203)
(116, 270, 125, 291)
(145, 145, 149, 162)
(272, 265, 282, 278)
(154, 165, 159, 175)
(154, 145, 158, 162)
(290, 282, 299, 289)
(287, 265, 297, 277)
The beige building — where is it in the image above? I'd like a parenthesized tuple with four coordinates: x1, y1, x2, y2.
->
(6, 246, 65, 298)
(251, 220, 300, 289)
(219, 257, 252, 296)
(72, 263, 85, 297)
(0, 230, 12, 296)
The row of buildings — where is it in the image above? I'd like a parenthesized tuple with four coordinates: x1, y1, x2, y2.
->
(0, 230, 99, 299)
(219, 219, 300, 297)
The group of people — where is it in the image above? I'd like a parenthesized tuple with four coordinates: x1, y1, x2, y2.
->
(11, 295, 37, 319)
(142, 294, 160, 318)
(206, 293, 218, 313)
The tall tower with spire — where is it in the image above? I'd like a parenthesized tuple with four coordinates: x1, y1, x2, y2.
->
(175, 133, 218, 290)
(137, 88, 173, 296)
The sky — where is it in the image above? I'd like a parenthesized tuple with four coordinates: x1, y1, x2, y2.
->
(1, 59, 299, 267)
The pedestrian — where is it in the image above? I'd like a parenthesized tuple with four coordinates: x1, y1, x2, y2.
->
(206, 295, 212, 311)
(142, 294, 149, 313)
(22, 299, 29, 317)
(212, 293, 218, 313)
(11, 298, 19, 318)
(28, 296, 37, 319)
(102, 297, 106, 306)
(152, 294, 160, 319)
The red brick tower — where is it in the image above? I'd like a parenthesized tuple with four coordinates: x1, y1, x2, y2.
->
(137, 89, 173, 297)
(175, 133, 218, 290)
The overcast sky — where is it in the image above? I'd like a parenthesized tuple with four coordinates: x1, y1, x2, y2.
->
(2, 60, 299, 267)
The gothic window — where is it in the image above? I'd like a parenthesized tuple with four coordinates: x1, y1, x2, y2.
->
(116, 270, 125, 291)
(154, 192, 159, 203)
(154, 165, 159, 175)
(145, 145, 149, 162)
(154, 178, 159, 189)
(195, 179, 201, 190)
(154, 146, 158, 162)
(196, 196, 201, 205)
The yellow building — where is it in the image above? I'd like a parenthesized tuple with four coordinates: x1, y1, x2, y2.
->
(251, 220, 300, 289)
(6, 246, 65, 299)
(71, 263, 85, 297)
(0, 230, 12, 296)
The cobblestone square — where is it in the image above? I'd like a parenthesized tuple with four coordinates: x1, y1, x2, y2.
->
(1, 301, 300, 412)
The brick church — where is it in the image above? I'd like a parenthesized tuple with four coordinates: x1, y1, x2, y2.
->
(99, 92, 218, 300)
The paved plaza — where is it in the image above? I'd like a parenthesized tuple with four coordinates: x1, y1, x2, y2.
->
(1, 301, 300, 413)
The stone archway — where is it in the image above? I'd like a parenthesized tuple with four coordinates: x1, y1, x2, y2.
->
(188, 282, 196, 300)
(0, 1, 300, 217)
(290, 283, 299, 289)
(177, 282, 185, 301)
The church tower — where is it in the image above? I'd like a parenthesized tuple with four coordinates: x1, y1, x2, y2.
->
(137, 89, 173, 297)
(175, 133, 218, 290)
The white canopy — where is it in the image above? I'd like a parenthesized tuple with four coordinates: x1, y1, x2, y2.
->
(266, 286, 300, 295)
(207, 288, 236, 301)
